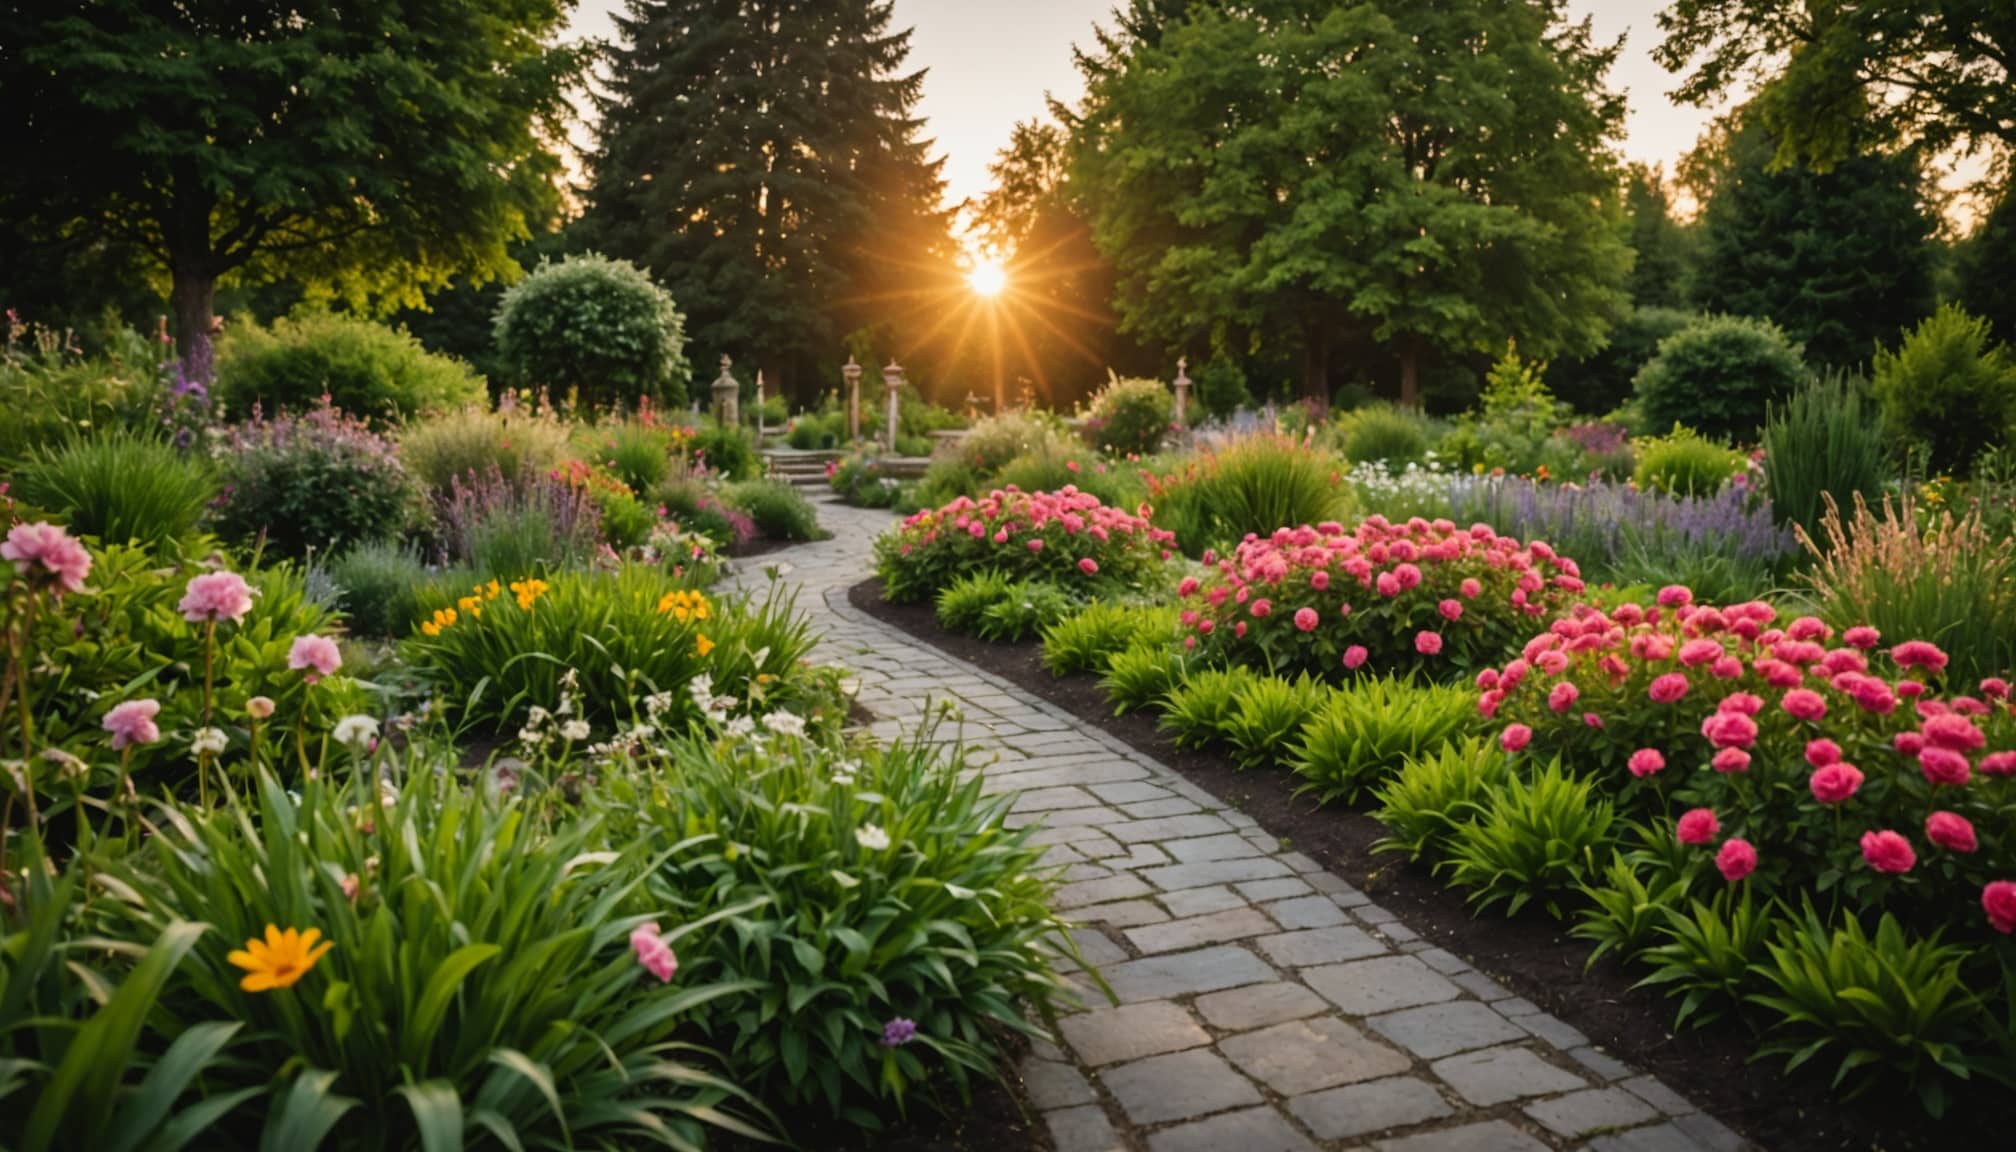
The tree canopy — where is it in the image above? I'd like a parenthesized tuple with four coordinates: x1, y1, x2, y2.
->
(1622, 165, 1696, 310)
(1065, 0, 1631, 404)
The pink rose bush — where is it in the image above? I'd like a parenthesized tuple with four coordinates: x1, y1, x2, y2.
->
(875, 486, 1175, 603)
(1180, 515, 1583, 680)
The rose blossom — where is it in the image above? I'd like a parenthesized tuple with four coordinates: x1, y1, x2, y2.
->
(288, 635, 342, 683)
(1628, 748, 1666, 777)
(1808, 763, 1864, 804)
(178, 571, 256, 624)
(1860, 830, 1916, 874)
(1984, 882, 2016, 934)
(1500, 724, 1532, 753)
(1926, 811, 1978, 853)
(1716, 838, 1758, 882)
(1676, 807, 1720, 845)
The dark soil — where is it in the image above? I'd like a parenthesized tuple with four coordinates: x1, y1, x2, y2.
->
(853, 577, 2002, 1152)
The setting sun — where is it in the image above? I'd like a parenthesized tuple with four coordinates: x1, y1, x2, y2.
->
(967, 259, 1007, 298)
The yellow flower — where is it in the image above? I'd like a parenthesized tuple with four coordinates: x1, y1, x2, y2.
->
(694, 633, 716, 658)
(509, 578, 550, 611)
(484, 580, 502, 600)
(420, 606, 459, 636)
(227, 925, 333, 992)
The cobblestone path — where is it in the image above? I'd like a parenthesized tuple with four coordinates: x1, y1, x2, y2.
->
(738, 501, 1753, 1152)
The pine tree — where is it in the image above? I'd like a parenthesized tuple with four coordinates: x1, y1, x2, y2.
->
(580, 0, 958, 399)
(1957, 188, 2016, 348)
(1622, 165, 1695, 310)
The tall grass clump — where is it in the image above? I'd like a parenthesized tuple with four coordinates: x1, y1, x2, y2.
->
(1147, 433, 1349, 558)
(436, 468, 601, 577)
(10, 431, 215, 549)
(1631, 425, 1744, 496)
(1761, 372, 1888, 535)
(399, 402, 572, 494)
(327, 539, 465, 638)
(1800, 495, 2016, 682)
(1329, 403, 1442, 467)
(724, 478, 824, 542)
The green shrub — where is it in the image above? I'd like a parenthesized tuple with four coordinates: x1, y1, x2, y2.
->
(874, 488, 1174, 605)
(1222, 674, 1330, 770)
(1084, 375, 1173, 456)
(1633, 314, 1808, 443)
(1158, 667, 1260, 748)
(1436, 349, 1583, 477)
(1630, 425, 1743, 496)
(0, 328, 170, 467)
(1099, 640, 1186, 714)
(585, 419, 677, 492)
(1193, 358, 1250, 420)
(1372, 737, 1511, 861)
(1571, 850, 1693, 968)
(216, 312, 484, 423)
(1871, 303, 2016, 476)
(398, 402, 572, 493)
(1146, 434, 1349, 558)
(936, 569, 1013, 634)
(493, 253, 692, 408)
(10, 431, 214, 550)
(593, 484, 659, 550)
(956, 411, 1064, 477)
(656, 476, 755, 553)
(212, 403, 417, 558)
(689, 418, 760, 481)
(435, 469, 602, 578)
(1760, 372, 1888, 534)
(974, 579, 1075, 644)
(1330, 404, 1441, 468)
(1441, 760, 1614, 918)
(1636, 889, 1775, 1030)
(724, 478, 824, 542)
(1290, 678, 1477, 803)
(1041, 601, 1175, 677)
(327, 539, 460, 639)
(1551, 306, 1696, 416)
(993, 443, 1143, 508)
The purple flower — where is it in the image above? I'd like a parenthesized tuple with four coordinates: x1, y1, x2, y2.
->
(879, 1017, 917, 1047)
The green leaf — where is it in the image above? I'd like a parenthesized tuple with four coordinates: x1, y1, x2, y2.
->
(260, 1069, 357, 1152)
(395, 1080, 466, 1152)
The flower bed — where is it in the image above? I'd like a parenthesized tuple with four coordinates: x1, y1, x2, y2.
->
(873, 486, 1176, 603)
(1179, 515, 1584, 680)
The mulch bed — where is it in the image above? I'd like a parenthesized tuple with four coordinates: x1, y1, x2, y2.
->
(852, 577, 2003, 1152)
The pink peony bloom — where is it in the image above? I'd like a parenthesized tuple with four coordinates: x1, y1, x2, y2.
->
(1716, 838, 1758, 882)
(1547, 681, 1580, 713)
(1342, 645, 1369, 671)
(1919, 746, 1972, 787)
(1860, 830, 1916, 874)
(1804, 738, 1842, 768)
(1809, 763, 1864, 804)
(1922, 713, 1985, 752)
(102, 699, 162, 749)
(1677, 807, 1720, 845)
(1717, 693, 1764, 716)
(1648, 673, 1689, 704)
(1656, 585, 1693, 608)
(1628, 748, 1666, 778)
(1712, 748, 1752, 773)
(1980, 751, 2016, 777)
(1984, 881, 2016, 934)
(179, 571, 256, 624)
(1679, 638, 1724, 667)
(1027, 538, 1045, 552)
(1294, 606, 1319, 633)
(1842, 625, 1880, 649)
(1177, 576, 1200, 597)
(992, 529, 1009, 544)
(1439, 598, 1463, 621)
(1779, 689, 1827, 722)
(1889, 640, 1948, 671)
(288, 634, 342, 684)
(1460, 578, 1482, 598)
(1415, 630, 1443, 656)
(1926, 811, 1978, 853)
(1500, 723, 1532, 753)
(1894, 731, 1926, 757)
(1701, 711, 1758, 749)
(1310, 569, 1331, 591)
(1710, 656, 1745, 680)
(2, 522, 92, 596)
(1981, 677, 2010, 700)
(629, 922, 679, 982)
(1078, 557, 1099, 575)
(1583, 711, 1604, 728)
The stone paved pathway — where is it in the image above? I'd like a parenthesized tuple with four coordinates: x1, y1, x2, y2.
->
(737, 501, 1754, 1152)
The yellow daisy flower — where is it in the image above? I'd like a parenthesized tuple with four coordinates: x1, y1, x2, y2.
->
(227, 925, 333, 992)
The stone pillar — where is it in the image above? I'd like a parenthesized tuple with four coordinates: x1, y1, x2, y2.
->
(754, 370, 766, 442)
(710, 355, 739, 427)
(1173, 356, 1191, 430)
(883, 360, 904, 453)
(843, 355, 863, 443)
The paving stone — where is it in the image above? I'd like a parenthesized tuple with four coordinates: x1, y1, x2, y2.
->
(1568, 1045, 1636, 1083)
(1278, 851, 1321, 873)
(1517, 1011, 1589, 1051)
(1041, 843, 1087, 867)
(1057, 1001, 1211, 1066)
(1451, 969, 1515, 1001)
(1030, 825, 1121, 848)
(1305, 954, 1463, 1017)
(1062, 927, 1128, 968)
(1055, 873, 1155, 909)
(1048, 1097, 1128, 1152)
(1193, 981, 1330, 1031)
(1235, 876, 1313, 902)
(1074, 898, 1170, 928)
(1497, 997, 1540, 1017)
(1011, 806, 1119, 831)
(1089, 781, 1174, 804)
(1370, 1001, 1528, 1060)
(1431, 1045, 1591, 1106)
(1073, 835, 1131, 859)
(1264, 894, 1349, 929)
(1060, 862, 1116, 882)
(1356, 903, 1399, 925)
(1125, 907, 1277, 954)
(1288, 1075, 1455, 1141)
(1524, 1087, 1660, 1138)
(1375, 1120, 1552, 1152)
(1101, 1049, 1264, 1125)
(1120, 797, 1202, 819)
(1621, 1075, 1697, 1116)
(1673, 1111, 1749, 1152)
(1218, 1016, 1412, 1095)
(1160, 885, 1247, 918)
(1012, 786, 1106, 812)
(1109, 814, 1237, 843)
(1020, 1055, 1097, 1109)
(1163, 833, 1265, 863)
(1000, 762, 1154, 789)
(1148, 1106, 1317, 1152)
(1416, 947, 1471, 975)
(1588, 1122, 1716, 1152)
(1100, 944, 1277, 1003)
(1380, 922, 1422, 944)
(1256, 926, 1388, 968)
(1139, 856, 1293, 891)
(1104, 843, 1173, 870)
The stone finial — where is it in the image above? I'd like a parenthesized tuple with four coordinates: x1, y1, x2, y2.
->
(844, 356, 863, 441)
(710, 354, 740, 426)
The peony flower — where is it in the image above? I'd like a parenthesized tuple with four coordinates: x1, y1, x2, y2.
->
(1808, 763, 1863, 804)
(1648, 673, 1689, 703)
(288, 635, 342, 683)
(1547, 681, 1580, 713)
(1981, 751, 2016, 777)
(1804, 738, 1842, 768)
(1, 521, 92, 595)
(1712, 748, 1752, 773)
(1925, 811, 1978, 853)
(1415, 630, 1443, 656)
(1177, 577, 1200, 597)
(1678, 639, 1723, 667)
(1921, 713, 1985, 752)
(1677, 807, 1720, 845)
(1701, 712, 1758, 749)
(1310, 570, 1330, 591)
(1981, 677, 2010, 700)
(1894, 731, 1926, 757)
(1842, 625, 1880, 649)
(1342, 645, 1369, 671)
(630, 922, 679, 982)
(1499, 724, 1532, 753)
(1460, 578, 1482, 599)
(1984, 881, 2016, 934)
(178, 571, 256, 624)
(1889, 640, 1948, 672)
(1716, 838, 1757, 882)
(246, 696, 276, 720)
(1078, 557, 1099, 575)
(1627, 748, 1665, 778)
(1439, 598, 1463, 621)
(1717, 693, 1764, 716)
(1918, 746, 1971, 787)
(1860, 830, 1916, 874)
(1026, 538, 1044, 553)
(1779, 689, 1827, 722)
(102, 699, 162, 749)
(1656, 585, 1693, 608)
(1294, 606, 1319, 633)
(1250, 599, 1272, 618)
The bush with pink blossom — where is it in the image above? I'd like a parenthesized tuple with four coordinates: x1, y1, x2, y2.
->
(874, 486, 1177, 604)
(1177, 515, 1584, 681)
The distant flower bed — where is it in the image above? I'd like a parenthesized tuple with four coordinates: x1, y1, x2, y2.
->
(873, 486, 1176, 603)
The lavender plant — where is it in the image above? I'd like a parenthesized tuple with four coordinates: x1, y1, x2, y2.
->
(435, 466, 601, 577)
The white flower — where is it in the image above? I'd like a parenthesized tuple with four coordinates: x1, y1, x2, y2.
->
(518, 726, 548, 750)
(831, 759, 860, 786)
(854, 823, 891, 851)
(644, 690, 676, 718)
(761, 710, 806, 738)
(190, 727, 228, 757)
(560, 719, 591, 742)
(41, 747, 87, 781)
(526, 705, 551, 727)
(378, 778, 400, 808)
(333, 715, 379, 748)
(724, 715, 756, 738)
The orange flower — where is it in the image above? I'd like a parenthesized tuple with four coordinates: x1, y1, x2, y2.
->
(227, 925, 333, 992)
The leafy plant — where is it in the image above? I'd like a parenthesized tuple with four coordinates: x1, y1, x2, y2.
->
(493, 253, 692, 408)
(1761, 372, 1888, 536)
(1041, 601, 1174, 677)
(11, 431, 215, 550)
(875, 488, 1174, 605)
(1633, 314, 1809, 443)
(1371, 737, 1510, 861)
(1631, 425, 1743, 496)
(1098, 640, 1186, 715)
(973, 579, 1074, 644)
(327, 539, 462, 640)
(1158, 666, 1260, 748)
(1219, 673, 1329, 771)
(1292, 677, 1477, 803)
(212, 401, 418, 558)
(1082, 374, 1173, 456)
(687, 418, 760, 482)
(1571, 850, 1692, 968)
(397, 402, 572, 494)
(586, 419, 678, 492)
(724, 478, 824, 542)
(435, 468, 601, 578)
(1872, 303, 2016, 476)
(1329, 403, 1442, 468)
(215, 312, 484, 423)
(936, 570, 1013, 635)
(1441, 760, 1615, 918)
(1635, 889, 1776, 1030)
(1145, 433, 1349, 559)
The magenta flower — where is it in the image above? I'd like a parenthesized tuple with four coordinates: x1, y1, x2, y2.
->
(1291, 606, 1319, 632)
(179, 571, 256, 624)
(1676, 808, 1719, 845)
(288, 635, 342, 684)
(1716, 837, 1757, 881)
(880, 1017, 917, 1047)
(1627, 748, 1665, 778)
(1499, 723, 1531, 753)
(1078, 557, 1099, 575)
(2, 521, 91, 596)
(1779, 689, 1827, 722)
(1647, 673, 1689, 703)
(1860, 830, 1916, 874)
(103, 699, 162, 749)
(1415, 630, 1443, 656)
(629, 922, 679, 982)
(1808, 762, 1864, 804)
(1342, 645, 1368, 671)
(1926, 811, 1978, 853)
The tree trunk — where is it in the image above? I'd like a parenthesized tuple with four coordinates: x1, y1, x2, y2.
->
(1399, 342, 1420, 409)
(1301, 325, 1330, 403)
(169, 268, 217, 386)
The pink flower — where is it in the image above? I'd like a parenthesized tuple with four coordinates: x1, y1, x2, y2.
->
(629, 922, 679, 982)
(1294, 606, 1319, 633)
(1583, 712, 1604, 728)
(1342, 645, 1369, 671)
(1804, 739, 1842, 768)
(1648, 673, 1689, 703)
(1922, 713, 1985, 752)
(102, 698, 162, 750)
(1438, 598, 1463, 621)
(1843, 625, 1880, 649)
(1027, 538, 1045, 552)
(1926, 811, 1978, 853)
(1889, 640, 1948, 671)
(1980, 751, 2016, 777)
(1716, 838, 1758, 881)
(1700, 711, 1758, 749)
(1547, 681, 1580, 713)
(992, 529, 1008, 544)
(1712, 748, 1751, 773)
(1894, 731, 1926, 757)
(1984, 882, 2016, 934)
(1919, 746, 1971, 787)
(1809, 763, 1864, 804)
(1860, 830, 1916, 874)
(1678, 639, 1723, 667)
(1310, 570, 1331, 591)
(1500, 723, 1532, 753)
(1249, 599, 1272, 619)
(1717, 693, 1763, 716)
(1459, 577, 1482, 599)
(1375, 572, 1401, 597)
(1233, 621, 1247, 638)
(1981, 677, 2010, 700)
(1415, 630, 1444, 656)
(288, 634, 342, 684)
(1628, 748, 1666, 778)
(1677, 808, 1720, 845)
(2, 522, 92, 596)
(1078, 557, 1099, 575)
(1710, 656, 1745, 680)
(1656, 585, 1693, 608)
(1177, 576, 1200, 597)
(1779, 689, 1827, 722)
(179, 571, 256, 624)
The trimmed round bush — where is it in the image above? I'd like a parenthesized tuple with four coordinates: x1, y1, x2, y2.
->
(1633, 315, 1808, 443)
(1083, 375, 1173, 456)
(1872, 304, 2016, 476)
(1632, 426, 1744, 496)
(216, 312, 484, 422)
(493, 253, 692, 409)
(1332, 403, 1441, 467)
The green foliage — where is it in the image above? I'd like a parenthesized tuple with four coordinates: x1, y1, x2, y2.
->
(1437, 349, 1582, 477)
(1571, 850, 1692, 968)
(1441, 760, 1615, 919)
(1957, 185, 2016, 347)
(973, 579, 1075, 644)
(1158, 666, 1260, 748)
(956, 411, 1067, 478)
(1193, 358, 1251, 419)
(1041, 601, 1175, 677)
(212, 404, 418, 559)
(784, 409, 845, 450)
(1631, 425, 1743, 496)
(1147, 434, 1349, 558)
(1084, 375, 1173, 456)
(1371, 737, 1511, 862)
(688, 419, 761, 482)
(493, 254, 692, 408)
(1221, 674, 1329, 771)
(1329, 404, 1442, 468)
(0, 328, 169, 468)
(327, 540, 461, 639)
(1551, 306, 1698, 417)
(1099, 640, 1186, 715)
(1623, 163, 1695, 310)
(397, 403, 572, 494)
(1871, 303, 2016, 476)
(11, 432, 215, 550)
(1291, 678, 1478, 804)
(993, 444, 1143, 509)
(1633, 314, 1809, 443)
(724, 478, 824, 542)
(1636, 889, 1775, 1030)
(1761, 372, 1888, 535)
(215, 314, 484, 423)
(936, 570, 1013, 635)
(585, 419, 677, 492)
